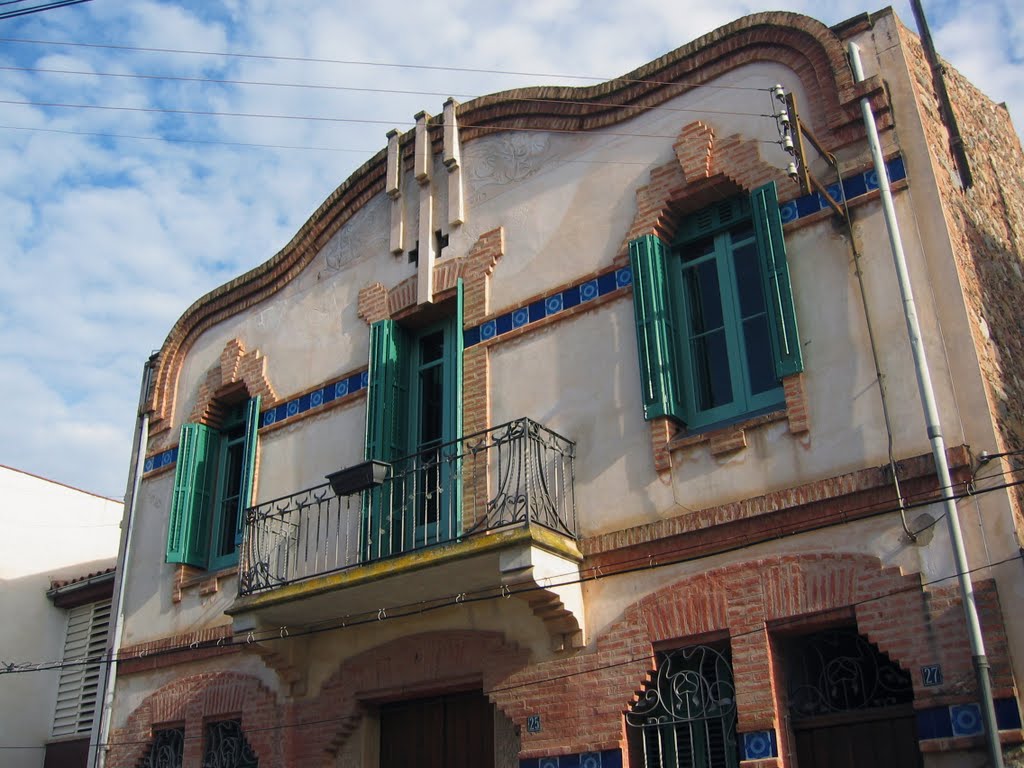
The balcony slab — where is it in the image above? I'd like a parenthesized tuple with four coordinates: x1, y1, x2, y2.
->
(228, 524, 585, 650)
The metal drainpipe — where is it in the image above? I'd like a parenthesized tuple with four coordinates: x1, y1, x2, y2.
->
(88, 354, 157, 768)
(848, 42, 1004, 768)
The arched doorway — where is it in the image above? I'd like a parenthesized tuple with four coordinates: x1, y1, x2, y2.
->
(626, 644, 740, 768)
(783, 628, 922, 768)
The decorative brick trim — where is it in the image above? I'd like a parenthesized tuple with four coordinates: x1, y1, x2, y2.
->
(492, 552, 1015, 759)
(581, 446, 972, 561)
(106, 672, 284, 768)
(618, 121, 787, 258)
(144, 368, 368, 475)
(144, 13, 877, 435)
(118, 625, 236, 676)
(187, 339, 279, 428)
(171, 564, 237, 604)
(357, 228, 505, 326)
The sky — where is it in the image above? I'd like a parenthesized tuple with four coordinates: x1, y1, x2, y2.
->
(0, 0, 1021, 499)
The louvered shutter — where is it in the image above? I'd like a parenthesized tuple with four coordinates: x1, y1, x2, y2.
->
(751, 181, 803, 378)
(166, 422, 218, 566)
(234, 395, 262, 546)
(364, 319, 409, 560)
(365, 319, 409, 462)
(629, 235, 684, 423)
(52, 599, 111, 737)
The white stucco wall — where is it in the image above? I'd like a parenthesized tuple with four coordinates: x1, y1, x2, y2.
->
(0, 466, 122, 768)
(117, 20, 1024, 732)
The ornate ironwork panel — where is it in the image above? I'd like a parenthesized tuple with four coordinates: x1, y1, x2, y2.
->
(140, 727, 184, 768)
(202, 720, 258, 768)
(786, 628, 914, 718)
(627, 646, 738, 768)
(238, 417, 576, 596)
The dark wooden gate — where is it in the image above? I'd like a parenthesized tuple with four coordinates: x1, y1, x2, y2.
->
(792, 704, 923, 768)
(379, 690, 494, 768)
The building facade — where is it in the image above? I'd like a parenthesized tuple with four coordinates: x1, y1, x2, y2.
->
(0, 465, 121, 768)
(103, 10, 1024, 768)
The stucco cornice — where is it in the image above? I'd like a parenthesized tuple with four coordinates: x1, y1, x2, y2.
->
(147, 11, 874, 432)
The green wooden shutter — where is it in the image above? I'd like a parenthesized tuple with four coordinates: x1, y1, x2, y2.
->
(751, 181, 803, 378)
(166, 423, 218, 567)
(233, 394, 262, 546)
(629, 234, 684, 422)
(453, 279, 464, 440)
(365, 319, 409, 462)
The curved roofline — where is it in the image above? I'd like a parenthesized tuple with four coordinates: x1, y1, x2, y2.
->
(147, 11, 869, 431)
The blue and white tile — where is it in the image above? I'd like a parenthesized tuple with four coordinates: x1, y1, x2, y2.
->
(742, 730, 777, 760)
(950, 703, 984, 737)
(479, 319, 498, 341)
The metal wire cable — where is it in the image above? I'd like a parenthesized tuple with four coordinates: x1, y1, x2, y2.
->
(3, 462, 1022, 679)
(0, 35, 770, 91)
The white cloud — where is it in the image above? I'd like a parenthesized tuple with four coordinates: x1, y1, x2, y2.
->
(0, 0, 1020, 496)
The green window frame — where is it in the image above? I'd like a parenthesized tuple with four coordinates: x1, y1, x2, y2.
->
(629, 182, 801, 431)
(364, 281, 463, 559)
(166, 395, 261, 569)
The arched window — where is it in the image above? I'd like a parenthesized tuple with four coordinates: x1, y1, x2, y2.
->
(627, 645, 738, 768)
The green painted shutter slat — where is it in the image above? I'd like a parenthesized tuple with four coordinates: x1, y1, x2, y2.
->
(365, 319, 409, 462)
(629, 234, 684, 422)
(234, 394, 262, 546)
(751, 181, 803, 378)
(364, 319, 409, 560)
(166, 423, 217, 567)
(454, 278, 464, 441)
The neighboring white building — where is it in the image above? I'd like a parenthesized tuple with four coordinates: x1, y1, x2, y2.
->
(0, 465, 122, 768)
(104, 9, 1024, 768)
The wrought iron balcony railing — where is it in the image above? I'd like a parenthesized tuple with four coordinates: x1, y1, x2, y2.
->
(238, 418, 576, 596)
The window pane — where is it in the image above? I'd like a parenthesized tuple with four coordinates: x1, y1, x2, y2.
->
(742, 317, 778, 395)
(691, 330, 733, 411)
(419, 329, 444, 364)
(418, 362, 445, 448)
(684, 260, 724, 335)
(217, 433, 245, 557)
(732, 242, 766, 318)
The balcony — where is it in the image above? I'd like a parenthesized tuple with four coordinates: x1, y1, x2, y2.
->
(229, 418, 585, 649)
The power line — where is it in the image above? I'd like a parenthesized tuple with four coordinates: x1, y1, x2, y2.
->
(0, 123, 379, 154)
(4, 463, 1022, 678)
(1, 549, 1020, 752)
(0, 64, 475, 100)
(0, 64, 781, 120)
(0, 35, 768, 92)
(0, 122, 737, 165)
(0, 98, 775, 136)
(0, 0, 90, 21)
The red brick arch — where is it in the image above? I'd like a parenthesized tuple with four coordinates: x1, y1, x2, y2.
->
(290, 630, 529, 766)
(106, 672, 284, 768)
(489, 551, 1008, 759)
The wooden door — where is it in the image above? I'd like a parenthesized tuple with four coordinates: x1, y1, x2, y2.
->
(792, 704, 923, 768)
(379, 691, 494, 768)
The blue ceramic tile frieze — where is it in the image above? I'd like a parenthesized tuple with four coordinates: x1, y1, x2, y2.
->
(143, 447, 178, 474)
(464, 266, 632, 350)
(465, 155, 904, 350)
(260, 370, 367, 429)
(917, 697, 1020, 740)
(142, 369, 368, 475)
(521, 749, 621, 768)
(779, 155, 905, 225)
